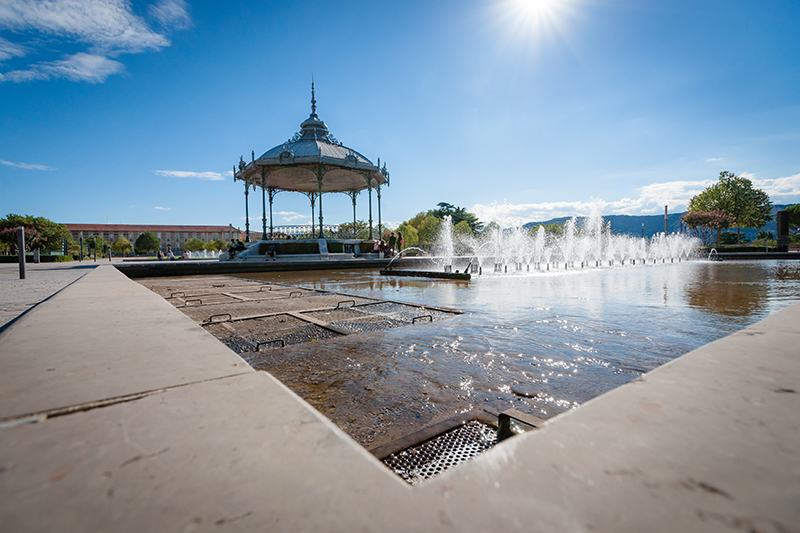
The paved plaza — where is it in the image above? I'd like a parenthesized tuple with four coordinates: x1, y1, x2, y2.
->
(0, 262, 95, 332)
(0, 264, 798, 532)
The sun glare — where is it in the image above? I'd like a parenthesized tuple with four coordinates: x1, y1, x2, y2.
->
(516, 0, 558, 18)
(496, 0, 578, 50)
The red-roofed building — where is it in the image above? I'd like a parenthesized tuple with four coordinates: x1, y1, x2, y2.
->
(65, 224, 243, 253)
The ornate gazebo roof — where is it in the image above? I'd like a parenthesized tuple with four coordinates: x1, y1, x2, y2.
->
(234, 84, 388, 192)
(232, 83, 390, 241)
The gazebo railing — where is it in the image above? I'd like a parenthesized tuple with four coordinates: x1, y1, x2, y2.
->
(250, 225, 357, 240)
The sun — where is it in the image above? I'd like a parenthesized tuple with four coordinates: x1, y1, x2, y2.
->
(515, 0, 559, 18)
(495, 0, 577, 50)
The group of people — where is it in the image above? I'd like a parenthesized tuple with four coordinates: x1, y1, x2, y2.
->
(156, 246, 190, 260)
(227, 239, 246, 259)
(373, 231, 403, 258)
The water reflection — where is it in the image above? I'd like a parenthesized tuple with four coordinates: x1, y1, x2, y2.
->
(237, 261, 800, 450)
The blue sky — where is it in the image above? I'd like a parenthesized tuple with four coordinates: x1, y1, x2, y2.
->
(1, 0, 799, 230)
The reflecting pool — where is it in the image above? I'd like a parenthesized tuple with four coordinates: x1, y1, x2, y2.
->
(236, 260, 800, 450)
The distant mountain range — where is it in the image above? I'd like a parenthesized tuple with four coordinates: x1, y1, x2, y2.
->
(521, 204, 794, 240)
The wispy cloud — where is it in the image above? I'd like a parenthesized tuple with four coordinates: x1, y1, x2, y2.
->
(0, 0, 190, 83)
(148, 0, 190, 29)
(706, 157, 723, 162)
(154, 206, 170, 210)
(154, 170, 226, 181)
(472, 173, 800, 226)
(274, 211, 308, 223)
(0, 158, 56, 170)
(0, 53, 123, 83)
(0, 36, 27, 61)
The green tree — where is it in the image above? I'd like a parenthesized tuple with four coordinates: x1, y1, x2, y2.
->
(338, 220, 369, 239)
(0, 214, 71, 252)
(183, 238, 207, 252)
(208, 238, 228, 252)
(786, 204, 800, 226)
(429, 202, 484, 233)
(688, 171, 773, 244)
(135, 231, 161, 254)
(453, 220, 473, 238)
(111, 236, 134, 256)
(85, 235, 108, 257)
(416, 215, 442, 247)
(395, 223, 418, 248)
(481, 221, 501, 237)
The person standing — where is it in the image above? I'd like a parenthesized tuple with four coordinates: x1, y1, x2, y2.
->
(397, 231, 403, 251)
(388, 232, 397, 252)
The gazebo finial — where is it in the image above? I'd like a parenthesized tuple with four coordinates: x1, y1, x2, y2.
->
(311, 77, 317, 116)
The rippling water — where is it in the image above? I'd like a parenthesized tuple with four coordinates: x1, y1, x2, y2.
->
(237, 260, 800, 450)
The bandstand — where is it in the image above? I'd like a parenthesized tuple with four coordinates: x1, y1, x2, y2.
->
(233, 84, 389, 249)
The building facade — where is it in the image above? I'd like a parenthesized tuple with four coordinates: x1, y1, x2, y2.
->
(65, 224, 243, 253)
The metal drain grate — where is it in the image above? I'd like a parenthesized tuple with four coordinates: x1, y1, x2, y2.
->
(382, 421, 497, 485)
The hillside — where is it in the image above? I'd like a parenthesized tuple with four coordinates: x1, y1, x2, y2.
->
(521, 205, 794, 240)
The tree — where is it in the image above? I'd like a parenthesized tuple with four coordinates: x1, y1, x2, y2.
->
(84, 235, 108, 257)
(395, 222, 418, 248)
(111, 236, 134, 256)
(135, 231, 161, 254)
(787, 204, 800, 227)
(0, 214, 71, 252)
(338, 220, 369, 239)
(416, 215, 442, 247)
(183, 238, 207, 252)
(482, 221, 501, 237)
(429, 202, 484, 233)
(453, 220, 473, 238)
(681, 210, 736, 247)
(687, 171, 773, 244)
(208, 239, 228, 251)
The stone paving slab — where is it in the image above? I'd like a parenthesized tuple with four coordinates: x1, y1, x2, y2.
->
(0, 266, 252, 421)
(0, 371, 416, 533)
(0, 262, 93, 332)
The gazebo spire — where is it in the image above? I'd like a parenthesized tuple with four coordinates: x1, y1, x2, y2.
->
(311, 78, 317, 116)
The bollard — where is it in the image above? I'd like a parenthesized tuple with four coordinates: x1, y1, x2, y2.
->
(17, 227, 25, 279)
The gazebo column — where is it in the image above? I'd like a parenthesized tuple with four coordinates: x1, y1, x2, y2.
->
(305, 192, 317, 237)
(317, 166, 325, 239)
(377, 184, 382, 241)
(260, 169, 267, 240)
(347, 191, 358, 238)
(244, 182, 250, 242)
(366, 175, 374, 240)
(268, 188, 277, 238)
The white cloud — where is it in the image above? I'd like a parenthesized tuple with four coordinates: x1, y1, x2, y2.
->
(154, 206, 170, 210)
(154, 170, 226, 181)
(274, 211, 308, 222)
(0, 0, 190, 83)
(0, 52, 123, 82)
(472, 173, 800, 226)
(706, 157, 723, 162)
(0, 36, 27, 61)
(0, 158, 56, 170)
(752, 173, 800, 198)
(148, 0, 190, 29)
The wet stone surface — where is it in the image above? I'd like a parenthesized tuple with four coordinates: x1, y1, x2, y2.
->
(137, 275, 463, 452)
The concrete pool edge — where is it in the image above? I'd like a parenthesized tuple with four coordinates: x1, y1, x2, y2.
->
(0, 265, 797, 531)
